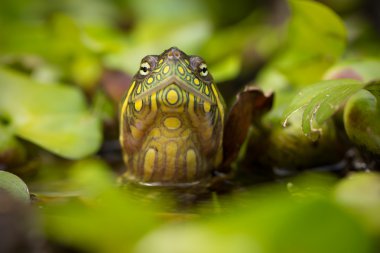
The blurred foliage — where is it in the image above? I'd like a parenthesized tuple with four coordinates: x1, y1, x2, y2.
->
(0, 68, 102, 159)
(41, 169, 379, 253)
(41, 159, 162, 253)
(334, 172, 380, 235)
(0, 0, 380, 252)
(272, 0, 347, 86)
(0, 123, 26, 166)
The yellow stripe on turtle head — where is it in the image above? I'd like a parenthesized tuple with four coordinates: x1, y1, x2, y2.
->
(134, 99, 143, 111)
(203, 101, 211, 112)
(120, 81, 137, 138)
(211, 83, 224, 124)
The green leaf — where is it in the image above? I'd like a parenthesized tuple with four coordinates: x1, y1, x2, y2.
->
(283, 79, 364, 138)
(0, 68, 102, 159)
(364, 80, 380, 100)
(16, 114, 101, 159)
(273, 0, 347, 86)
(0, 171, 30, 203)
(343, 89, 380, 155)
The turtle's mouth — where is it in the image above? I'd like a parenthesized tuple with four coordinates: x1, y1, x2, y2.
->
(131, 75, 213, 104)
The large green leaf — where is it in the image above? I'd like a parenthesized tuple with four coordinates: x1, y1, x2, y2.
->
(0, 68, 102, 159)
(272, 0, 347, 86)
(282, 79, 363, 139)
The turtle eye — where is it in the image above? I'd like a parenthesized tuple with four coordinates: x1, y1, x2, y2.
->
(139, 62, 151, 76)
(199, 63, 208, 77)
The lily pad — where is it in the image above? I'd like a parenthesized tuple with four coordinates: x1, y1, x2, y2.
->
(0, 68, 102, 159)
(0, 171, 30, 203)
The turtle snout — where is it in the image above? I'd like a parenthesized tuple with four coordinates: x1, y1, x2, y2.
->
(167, 47, 182, 59)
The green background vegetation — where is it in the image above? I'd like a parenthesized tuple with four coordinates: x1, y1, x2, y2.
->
(0, 0, 380, 252)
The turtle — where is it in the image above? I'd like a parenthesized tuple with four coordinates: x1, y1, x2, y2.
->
(119, 47, 273, 186)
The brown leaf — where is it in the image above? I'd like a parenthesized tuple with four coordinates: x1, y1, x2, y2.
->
(100, 69, 133, 103)
(221, 87, 274, 170)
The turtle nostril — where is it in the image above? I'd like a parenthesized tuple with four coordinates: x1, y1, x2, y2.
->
(167, 47, 181, 59)
(173, 50, 180, 58)
(167, 51, 174, 59)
